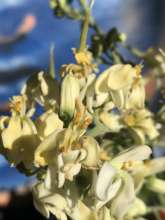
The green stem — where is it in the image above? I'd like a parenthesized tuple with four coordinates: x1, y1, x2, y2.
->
(79, 8, 90, 52)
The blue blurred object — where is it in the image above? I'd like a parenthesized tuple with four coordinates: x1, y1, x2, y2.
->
(0, 0, 164, 188)
(0, 0, 164, 101)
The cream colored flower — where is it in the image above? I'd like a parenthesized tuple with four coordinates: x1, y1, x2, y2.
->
(99, 111, 122, 132)
(33, 182, 69, 220)
(46, 149, 87, 189)
(95, 162, 122, 210)
(129, 157, 165, 192)
(35, 128, 63, 166)
(110, 172, 135, 220)
(95, 145, 151, 218)
(1, 116, 39, 168)
(81, 136, 100, 168)
(123, 109, 159, 144)
(71, 200, 98, 220)
(111, 145, 152, 169)
(35, 101, 98, 188)
(21, 71, 59, 108)
(72, 201, 116, 220)
(95, 64, 145, 109)
(36, 109, 63, 139)
(0, 95, 39, 168)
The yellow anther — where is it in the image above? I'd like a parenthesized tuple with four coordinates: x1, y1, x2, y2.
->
(123, 114, 135, 126)
(9, 96, 25, 113)
(74, 50, 92, 66)
(122, 160, 135, 170)
(78, 116, 92, 129)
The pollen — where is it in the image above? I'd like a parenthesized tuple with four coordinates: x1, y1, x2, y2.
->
(9, 96, 24, 113)
(75, 51, 92, 66)
(123, 114, 135, 126)
(79, 116, 92, 129)
(122, 160, 135, 170)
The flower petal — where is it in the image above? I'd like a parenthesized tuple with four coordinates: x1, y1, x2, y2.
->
(112, 145, 152, 168)
(108, 64, 136, 90)
(111, 172, 135, 219)
(95, 162, 117, 201)
(35, 128, 63, 166)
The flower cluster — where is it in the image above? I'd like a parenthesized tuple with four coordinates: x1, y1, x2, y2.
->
(0, 46, 165, 220)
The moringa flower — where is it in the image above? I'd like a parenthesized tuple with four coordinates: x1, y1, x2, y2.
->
(35, 109, 63, 139)
(95, 145, 151, 218)
(99, 111, 122, 132)
(123, 109, 159, 144)
(33, 182, 70, 220)
(0, 95, 39, 168)
(21, 71, 60, 108)
(95, 162, 122, 210)
(95, 64, 145, 110)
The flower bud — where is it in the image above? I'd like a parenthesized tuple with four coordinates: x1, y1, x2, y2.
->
(60, 74, 80, 119)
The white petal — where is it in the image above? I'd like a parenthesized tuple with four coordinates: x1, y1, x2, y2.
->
(95, 70, 109, 95)
(110, 90, 124, 109)
(112, 145, 152, 167)
(126, 81, 145, 109)
(95, 162, 117, 201)
(96, 178, 122, 210)
(99, 111, 122, 132)
(111, 172, 135, 219)
(35, 128, 63, 166)
(82, 136, 100, 168)
(108, 64, 136, 90)
(36, 111, 63, 138)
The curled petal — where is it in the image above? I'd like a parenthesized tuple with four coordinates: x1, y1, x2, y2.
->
(126, 81, 145, 109)
(35, 129, 63, 166)
(81, 136, 100, 168)
(95, 162, 117, 201)
(36, 110, 63, 138)
(110, 90, 125, 109)
(111, 172, 135, 219)
(2, 116, 37, 150)
(95, 70, 109, 95)
(107, 64, 136, 90)
(99, 111, 122, 132)
(96, 178, 122, 210)
(112, 145, 152, 168)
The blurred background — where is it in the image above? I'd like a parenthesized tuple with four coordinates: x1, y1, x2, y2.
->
(0, 0, 164, 219)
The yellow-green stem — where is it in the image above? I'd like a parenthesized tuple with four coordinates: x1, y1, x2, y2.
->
(79, 8, 90, 52)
